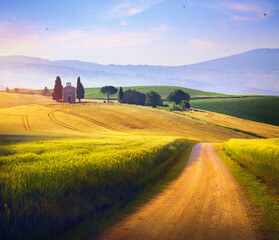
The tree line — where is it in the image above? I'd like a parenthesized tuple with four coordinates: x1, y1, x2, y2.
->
(100, 85, 190, 109)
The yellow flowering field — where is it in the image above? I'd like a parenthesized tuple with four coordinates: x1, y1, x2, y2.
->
(222, 139, 279, 191)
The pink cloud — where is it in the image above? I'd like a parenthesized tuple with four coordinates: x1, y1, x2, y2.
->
(0, 21, 40, 37)
(221, 2, 273, 22)
(232, 15, 254, 21)
(121, 20, 129, 26)
(0, 26, 154, 57)
(128, 7, 144, 15)
(108, 0, 165, 18)
(223, 2, 265, 13)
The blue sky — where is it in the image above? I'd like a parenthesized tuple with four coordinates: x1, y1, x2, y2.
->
(0, 0, 278, 65)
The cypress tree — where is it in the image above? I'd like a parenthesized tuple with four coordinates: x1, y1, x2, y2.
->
(118, 87, 123, 102)
(52, 76, 63, 101)
(76, 76, 85, 103)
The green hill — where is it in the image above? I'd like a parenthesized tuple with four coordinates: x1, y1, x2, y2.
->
(84, 86, 228, 99)
(191, 96, 279, 126)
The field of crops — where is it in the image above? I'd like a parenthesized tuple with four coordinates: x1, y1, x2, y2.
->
(0, 92, 52, 109)
(84, 86, 228, 99)
(218, 139, 279, 238)
(0, 92, 271, 239)
(0, 101, 253, 141)
(222, 139, 279, 192)
(0, 135, 192, 239)
(185, 110, 279, 139)
(191, 97, 279, 126)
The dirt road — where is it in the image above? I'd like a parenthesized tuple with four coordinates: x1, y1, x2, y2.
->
(98, 143, 258, 240)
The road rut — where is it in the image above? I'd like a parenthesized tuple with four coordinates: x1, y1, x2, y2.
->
(98, 143, 258, 240)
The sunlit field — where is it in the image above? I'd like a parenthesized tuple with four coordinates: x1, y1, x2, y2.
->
(0, 92, 251, 239)
(0, 92, 52, 109)
(222, 139, 279, 191)
(0, 136, 192, 239)
(0, 92, 276, 239)
(217, 139, 279, 238)
(0, 100, 255, 142)
(185, 109, 279, 139)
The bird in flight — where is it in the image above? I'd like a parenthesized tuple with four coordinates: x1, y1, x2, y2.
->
(263, 13, 267, 16)
(45, 28, 48, 31)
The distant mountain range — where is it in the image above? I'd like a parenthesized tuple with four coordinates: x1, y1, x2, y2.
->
(0, 48, 278, 95)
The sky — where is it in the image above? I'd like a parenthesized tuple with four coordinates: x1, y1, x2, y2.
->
(0, 0, 279, 66)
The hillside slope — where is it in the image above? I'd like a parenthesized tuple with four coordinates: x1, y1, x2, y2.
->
(84, 86, 228, 99)
(191, 97, 279, 126)
(0, 92, 53, 108)
(0, 92, 256, 142)
(1, 48, 278, 95)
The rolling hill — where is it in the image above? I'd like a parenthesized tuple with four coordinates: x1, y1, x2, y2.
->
(84, 86, 229, 99)
(191, 97, 279, 126)
(0, 92, 254, 141)
(1, 48, 279, 95)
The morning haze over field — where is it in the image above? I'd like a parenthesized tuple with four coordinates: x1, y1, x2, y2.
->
(0, 1, 279, 240)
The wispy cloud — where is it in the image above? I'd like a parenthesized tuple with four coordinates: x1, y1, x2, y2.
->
(222, 2, 265, 13)
(221, 1, 272, 22)
(108, 0, 165, 18)
(0, 21, 155, 56)
(121, 20, 129, 26)
(151, 24, 173, 32)
(0, 21, 40, 38)
(232, 15, 255, 22)
(187, 39, 215, 51)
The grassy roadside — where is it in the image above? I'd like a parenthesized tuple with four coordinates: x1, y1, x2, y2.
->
(56, 141, 196, 240)
(214, 143, 279, 240)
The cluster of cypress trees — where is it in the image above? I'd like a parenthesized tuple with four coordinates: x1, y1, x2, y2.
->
(52, 76, 84, 102)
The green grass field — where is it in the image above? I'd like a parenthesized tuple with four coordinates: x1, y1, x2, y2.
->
(216, 139, 279, 239)
(191, 97, 279, 126)
(84, 86, 228, 99)
(0, 135, 192, 239)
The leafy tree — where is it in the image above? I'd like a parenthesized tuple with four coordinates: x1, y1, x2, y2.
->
(76, 76, 85, 103)
(100, 86, 118, 102)
(52, 76, 63, 101)
(14, 88, 19, 93)
(180, 100, 190, 110)
(167, 89, 190, 105)
(145, 91, 161, 108)
(42, 87, 49, 96)
(5, 87, 9, 92)
(118, 86, 123, 103)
